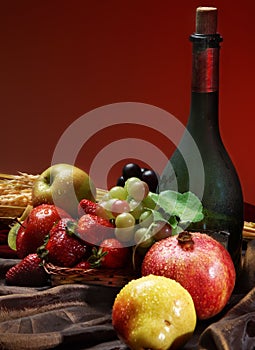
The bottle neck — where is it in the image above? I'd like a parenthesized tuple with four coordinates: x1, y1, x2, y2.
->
(190, 33, 222, 93)
(191, 47, 220, 93)
(188, 33, 223, 134)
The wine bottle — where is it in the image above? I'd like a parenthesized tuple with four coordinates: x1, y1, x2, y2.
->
(159, 7, 244, 273)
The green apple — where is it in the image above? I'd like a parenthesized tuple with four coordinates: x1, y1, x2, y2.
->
(32, 163, 96, 217)
(112, 275, 196, 350)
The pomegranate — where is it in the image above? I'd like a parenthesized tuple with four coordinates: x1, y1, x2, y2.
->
(141, 231, 236, 319)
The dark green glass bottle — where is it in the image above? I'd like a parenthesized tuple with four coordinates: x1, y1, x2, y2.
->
(159, 7, 243, 273)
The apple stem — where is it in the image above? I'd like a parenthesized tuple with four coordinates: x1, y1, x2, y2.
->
(13, 218, 26, 229)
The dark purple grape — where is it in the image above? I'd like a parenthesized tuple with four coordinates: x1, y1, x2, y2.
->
(122, 163, 141, 180)
(116, 176, 125, 187)
(140, 167, 148, 174)
(141, 169, 159, 193)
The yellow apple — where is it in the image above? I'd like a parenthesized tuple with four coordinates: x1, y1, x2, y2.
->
(112, 275, 196, 350)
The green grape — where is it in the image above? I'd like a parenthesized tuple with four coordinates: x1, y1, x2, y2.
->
(97, 199, 115, 219)
(109, 186, 128, 200)
(114, 227, 135, 243)
(115, 212, 136, 228)
(134, 227, 147, 243)
(142, 195, 157, 209)
(101, 192, 112, 201)
(134, 227, 154, 248)
(129, 199, 144, 220)
(124, 177, 141, 191)
(127, 179, 149, 201)
(98, 198, 116, 210)
(139, 210, 153, 228)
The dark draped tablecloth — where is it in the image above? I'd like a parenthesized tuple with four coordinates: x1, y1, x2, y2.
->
(0, 239, 255, 350)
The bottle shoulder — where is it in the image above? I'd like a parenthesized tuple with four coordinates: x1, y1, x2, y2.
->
(173, 128, 237, 170)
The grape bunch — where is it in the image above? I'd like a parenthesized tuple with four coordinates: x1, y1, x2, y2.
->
(98, 175, 172, 252)
(116, 163, 159, 193)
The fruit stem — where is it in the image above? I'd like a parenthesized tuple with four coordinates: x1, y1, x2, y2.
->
(37, 234, 50, 260)
(13, 218, 26, 229)
(177, 231, 194, 250)
(87, 247, 108, 268)
(65, 220, 78, 237)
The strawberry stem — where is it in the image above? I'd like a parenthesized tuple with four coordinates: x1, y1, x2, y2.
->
(65, 220, 78, 237)
(86, 247, 108, 268)
(37, 234, 50, 260)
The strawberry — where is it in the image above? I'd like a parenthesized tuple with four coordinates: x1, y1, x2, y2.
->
(16, 204, 71, 259)
(87, 238, 130, 269)
(41, 218, 86, 267)
(100, 238, 130, 269)
(76, 214, 115, 246)
(5, 253, 49, 287)
(78, 199, 97, 217)
(49, 217, 76, 237)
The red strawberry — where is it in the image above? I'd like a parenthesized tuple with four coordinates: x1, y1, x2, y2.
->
(76, 214, 114, 246)
(5, 253, 49, 287)
(78, 199, 97, 217)
(88, 238, 130, 269)
(42, 218, 86, 267)
(16, 204, 71, 259)
(49, 217, 76, 237)
(100, 238, 130, 269)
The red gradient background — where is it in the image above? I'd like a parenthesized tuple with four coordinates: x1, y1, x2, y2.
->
(1, 1, 255, 205)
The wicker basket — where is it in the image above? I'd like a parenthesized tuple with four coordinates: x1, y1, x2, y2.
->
(44, 262, 138, 288)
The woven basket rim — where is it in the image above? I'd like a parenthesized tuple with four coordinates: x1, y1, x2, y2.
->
(44, 262, 137, 277)
(44, 262, 138, 288)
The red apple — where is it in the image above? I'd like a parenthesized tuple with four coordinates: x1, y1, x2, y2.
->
(141, 231, 236, 320)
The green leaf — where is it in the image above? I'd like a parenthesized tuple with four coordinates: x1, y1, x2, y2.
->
(147, 191, 159, 204)
(158, 190, 204, 224)
(168, 215, 179, 229)
(143, 190, 204, 232)
(157, 191, 179, 214)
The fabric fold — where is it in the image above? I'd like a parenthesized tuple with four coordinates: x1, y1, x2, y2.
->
(199, 287, 255, 350)
(0, 283, 121, 350)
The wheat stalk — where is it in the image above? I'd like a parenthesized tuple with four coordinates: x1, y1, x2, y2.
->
(0, 173, 39, 207)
